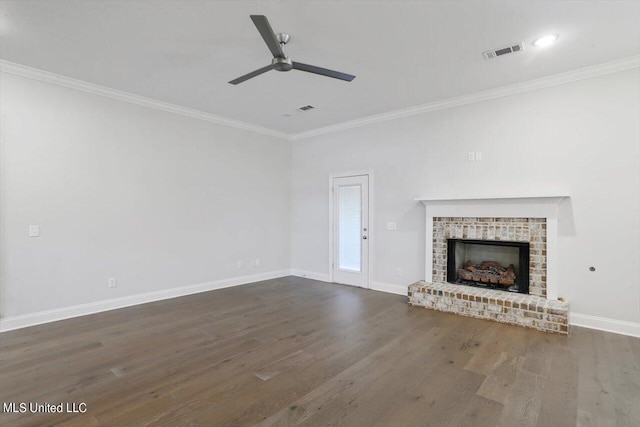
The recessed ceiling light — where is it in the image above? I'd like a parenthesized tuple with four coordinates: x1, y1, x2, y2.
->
(533, 34, 558, 48)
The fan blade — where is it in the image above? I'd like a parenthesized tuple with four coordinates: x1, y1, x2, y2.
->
(228, 64, 274, 85)
(250, 15, 285, 59)
(292, 62, 355, 82)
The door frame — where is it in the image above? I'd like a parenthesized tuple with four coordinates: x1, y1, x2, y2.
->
(328, 170, 374, 288)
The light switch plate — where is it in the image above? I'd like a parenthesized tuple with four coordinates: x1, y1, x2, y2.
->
(29, 225, 40, 237)
(475, 151, 483, 160)
(467, 152, 475, 161)
(387, 222, 397, 230)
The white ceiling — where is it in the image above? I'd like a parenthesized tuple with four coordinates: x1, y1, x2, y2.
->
(1, 0, 639, 135)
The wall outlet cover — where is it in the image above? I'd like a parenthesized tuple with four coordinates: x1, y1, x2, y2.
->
(29, 225, 40, 237)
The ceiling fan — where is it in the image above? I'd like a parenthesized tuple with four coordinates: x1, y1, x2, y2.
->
(229, 15, 356, 85)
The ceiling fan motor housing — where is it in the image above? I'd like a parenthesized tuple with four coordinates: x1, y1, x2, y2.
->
(272, 57, 293, 71)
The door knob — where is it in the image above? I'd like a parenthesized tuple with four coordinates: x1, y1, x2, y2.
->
(363, 236, 367, 240)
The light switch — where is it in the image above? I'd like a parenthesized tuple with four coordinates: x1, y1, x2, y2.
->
(475, 151, 483, 160)
(387, 222, 397, 230)
(29, 225, 40, 237)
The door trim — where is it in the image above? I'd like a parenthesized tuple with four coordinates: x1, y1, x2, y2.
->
(328, 170, 374, 288)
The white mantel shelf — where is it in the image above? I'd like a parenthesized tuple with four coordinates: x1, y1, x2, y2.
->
(418, 195, 570, 300)
(416, 195, 569, 203)
(416, 195, 569, 220)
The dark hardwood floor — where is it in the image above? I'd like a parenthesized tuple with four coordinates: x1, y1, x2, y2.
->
(0, 276, 638, 426)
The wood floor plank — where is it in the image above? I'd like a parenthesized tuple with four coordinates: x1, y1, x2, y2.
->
(495, 368, 546, 427)
(475, 351, 524, 404)
(456, 395, 504, 427)
(577, 409, 617, 427)
(574, 327, 618, 425)
(604, 330, 640, 426)
(536, 345, 579, 427)
(0, 276, 638, 427)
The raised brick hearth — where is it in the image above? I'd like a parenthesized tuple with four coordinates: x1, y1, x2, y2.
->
(408, 281, 569, 334)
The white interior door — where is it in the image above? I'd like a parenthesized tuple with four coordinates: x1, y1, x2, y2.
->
(332, 175, 369, 288)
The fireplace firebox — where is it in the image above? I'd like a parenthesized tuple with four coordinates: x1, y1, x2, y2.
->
(447, 239, 530, 294)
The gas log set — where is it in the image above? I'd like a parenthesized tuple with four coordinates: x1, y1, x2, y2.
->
(457, 260, 517, 290)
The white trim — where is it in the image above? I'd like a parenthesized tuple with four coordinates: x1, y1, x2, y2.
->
(290, 55, 640, 140)
(425, 214, 434, 281)
(3, 56, 637, 142)
(370, 281, 408, 296)
(0, 60, 290, 141)
(546, 218, 559, 300)
(292, 273, 408, 297)
(290, 269, 331, 282)
(415, 195, 568, 203)
(328, 170, 374, 289)
(570, 312, 640, 338)
(0, 270, 290, 333)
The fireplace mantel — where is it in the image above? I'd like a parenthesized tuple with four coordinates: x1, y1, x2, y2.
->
(416, 195, 568, 218)
(417, 195, 569, 300)
(416, 195, 567, 201)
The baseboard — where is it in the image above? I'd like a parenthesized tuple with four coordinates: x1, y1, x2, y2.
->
(290, 272, 408, 297)
(290, 269, 331, 282)
(0, 270, 290, 333)
(370, 281, 408, 296)
(570, 312, 640, 338)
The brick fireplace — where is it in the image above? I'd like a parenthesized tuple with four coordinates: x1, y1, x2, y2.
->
(409, 196, 569, 334)
(434, 217, 544, 296)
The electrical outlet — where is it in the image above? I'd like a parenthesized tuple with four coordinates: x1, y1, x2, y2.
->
(396, 268, 402, 277)
(255, 258, 260, 266)
(236, 261, 243, 269)
(108, 278, 117, 288)
(387, 222, 397, 230)
(29, 225, 40, 237)
(467, 151, 475, 161)
(475, 151, 482, 160)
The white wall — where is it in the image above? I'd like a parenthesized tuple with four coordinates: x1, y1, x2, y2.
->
(0, 72, 292, 319)
(291, 68, 640, 325)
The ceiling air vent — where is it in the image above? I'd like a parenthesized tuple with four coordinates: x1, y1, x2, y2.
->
(483, 42, 524, 60)
(298, 105, 315, 111)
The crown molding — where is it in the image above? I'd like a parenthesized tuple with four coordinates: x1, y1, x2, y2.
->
(2, 56, 638, 142)
(290, 55, 640, 140)
(0, 60, 291, 141)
